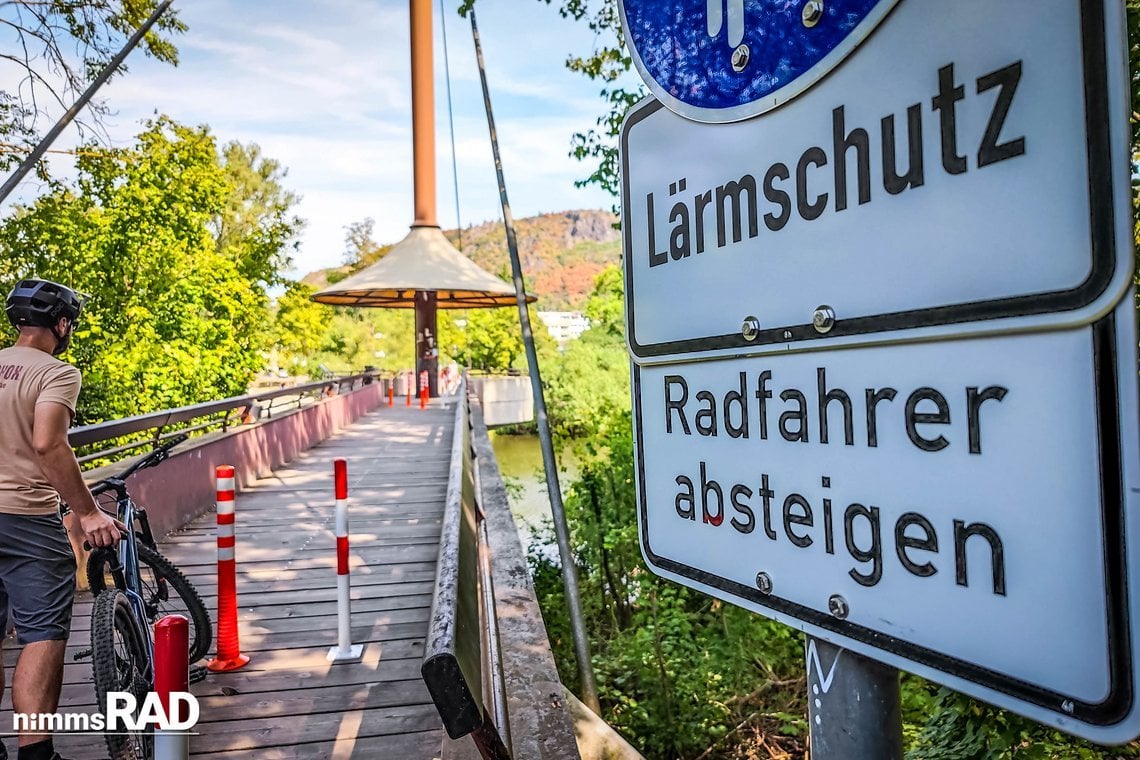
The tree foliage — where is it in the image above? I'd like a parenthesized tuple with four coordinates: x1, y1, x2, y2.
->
(212, 141, 302, 287)
(542, 265, 628, 438)
(271, 281, 333, 364)
(439, 306, 533, 373)
(0, 118, 300, 423)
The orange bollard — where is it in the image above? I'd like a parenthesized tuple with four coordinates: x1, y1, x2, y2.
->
(420, 386, 428, 409)
(406, 371, 412, 406)
(207, 465, 250, 673)
(387, 381, 394, 407)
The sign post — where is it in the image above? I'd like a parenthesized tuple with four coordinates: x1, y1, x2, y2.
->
(807, 636, 902, 759)
(619, 0, 1140, 746)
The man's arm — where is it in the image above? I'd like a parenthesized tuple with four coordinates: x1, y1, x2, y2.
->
(32, 401, 120, 548)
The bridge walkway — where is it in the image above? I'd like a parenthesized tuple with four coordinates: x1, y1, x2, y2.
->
(8, 400, 455, 758)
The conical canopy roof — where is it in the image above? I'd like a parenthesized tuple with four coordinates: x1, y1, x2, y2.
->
(312, 225, 534, 309)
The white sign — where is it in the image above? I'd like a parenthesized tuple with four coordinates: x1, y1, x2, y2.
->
(621, 0, 1131, 363)
(633, 297, 1140, 741)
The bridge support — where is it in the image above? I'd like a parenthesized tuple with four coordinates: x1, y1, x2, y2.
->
(416, 290, 439, 398)
(806, 635, 903, 759)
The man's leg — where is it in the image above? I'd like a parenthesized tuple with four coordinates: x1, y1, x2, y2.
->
(11, 640, 65, 748)
(0, 638, 6, 760)
(0, 514, 76, 759)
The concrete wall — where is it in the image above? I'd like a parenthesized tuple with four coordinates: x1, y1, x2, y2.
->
(468, 375, 534, 427)
(84, 382, 383, 539)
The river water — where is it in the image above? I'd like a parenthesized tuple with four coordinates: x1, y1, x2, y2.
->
(487, 431, 579, 552)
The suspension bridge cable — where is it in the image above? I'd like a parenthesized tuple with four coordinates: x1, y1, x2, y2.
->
(439, 0, 464, 251)
(467, 4, 602, 716)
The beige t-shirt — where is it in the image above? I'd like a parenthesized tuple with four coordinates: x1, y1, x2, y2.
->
(0, 345, 81, 515)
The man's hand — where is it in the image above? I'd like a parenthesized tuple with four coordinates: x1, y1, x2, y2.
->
(80, 509, 125, 549)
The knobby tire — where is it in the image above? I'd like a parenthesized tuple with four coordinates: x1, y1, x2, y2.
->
(91, 590, 152, 760)
(88, 543, 213, 663)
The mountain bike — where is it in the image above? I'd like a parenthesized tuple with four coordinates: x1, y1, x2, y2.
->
(69, 433, 212, 760)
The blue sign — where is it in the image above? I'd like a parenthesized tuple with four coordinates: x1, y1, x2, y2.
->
(620, 0, 900, 122)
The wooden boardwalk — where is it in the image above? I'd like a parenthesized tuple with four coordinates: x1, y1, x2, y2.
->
(6, 401, 454, 759)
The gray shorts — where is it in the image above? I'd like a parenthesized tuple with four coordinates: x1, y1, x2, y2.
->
(0, 512, 76, 644)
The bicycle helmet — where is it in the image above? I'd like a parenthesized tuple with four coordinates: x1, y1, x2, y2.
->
(6, 279, 85, 354)
(5, 278, 83, 329)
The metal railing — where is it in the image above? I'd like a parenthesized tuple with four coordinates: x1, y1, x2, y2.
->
(69, 372, 378, 466)
(422, 377, 512, 758)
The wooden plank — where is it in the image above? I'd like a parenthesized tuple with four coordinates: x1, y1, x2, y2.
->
(187, 704, 442, 754)
(190, 730, 441, 759)
(79, 576, 435, 601)
(163, 520, 443, 541)
(68, 591, 435, 633)
(156, 543, 441, 568)
(187, 728, 443, 758)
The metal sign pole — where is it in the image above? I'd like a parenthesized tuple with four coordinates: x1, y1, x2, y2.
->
(806, 635, 903, 759)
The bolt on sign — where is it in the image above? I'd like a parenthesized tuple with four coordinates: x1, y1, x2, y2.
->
(619, 0, 1140, 743)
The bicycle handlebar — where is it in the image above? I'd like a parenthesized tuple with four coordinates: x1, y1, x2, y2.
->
(88, 433, 190, 497)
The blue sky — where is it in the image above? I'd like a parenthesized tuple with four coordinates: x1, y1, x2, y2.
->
(8, 0, 629, 278)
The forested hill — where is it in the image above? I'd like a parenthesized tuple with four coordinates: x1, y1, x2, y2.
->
(305, 209, 620, 311)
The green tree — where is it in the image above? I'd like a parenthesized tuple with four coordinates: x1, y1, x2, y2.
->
(446, 306, 527, 372)
(271, 281, 333, 366)
(341, 217, 391, 269)
(0, 118, 298, 423)
(543, 266, 629, 438)
(212, 141, 303, 286)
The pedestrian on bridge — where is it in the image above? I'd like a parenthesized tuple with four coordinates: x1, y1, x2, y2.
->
(0, 279, 121, 760)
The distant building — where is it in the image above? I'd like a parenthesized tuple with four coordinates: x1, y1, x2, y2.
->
(537, 311, 590, 347)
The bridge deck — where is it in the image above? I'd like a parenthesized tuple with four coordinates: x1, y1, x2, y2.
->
(7, 401, 453, 759)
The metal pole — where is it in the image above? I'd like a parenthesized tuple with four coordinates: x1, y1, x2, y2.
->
(0, 0, 175, 206)
(806, 635, 903, 759)
(410, 0, 438, 228)
(468, 6, 601, 715)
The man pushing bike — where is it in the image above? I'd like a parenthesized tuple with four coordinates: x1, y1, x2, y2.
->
(0, 279, 121, 760)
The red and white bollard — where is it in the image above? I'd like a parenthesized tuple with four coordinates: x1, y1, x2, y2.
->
(328, 459, 363, 662)
(419, 370, 429, 409)
(405, 370, 413, 406)
(154, 614, 191, 759)
(207, 465, 250, 672)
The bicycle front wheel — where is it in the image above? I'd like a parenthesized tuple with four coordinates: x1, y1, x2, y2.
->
(91, 589, 153, 760)
(88, 543, 213, 664)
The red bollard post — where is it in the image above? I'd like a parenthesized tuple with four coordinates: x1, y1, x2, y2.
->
(154, 614, 191, 759)
(387, 380, 394, 407)
(328, 459, 363, 663)
(419, 370, 429, 409)
(405, 371, 412, 406)
(207, 465, 250, 672)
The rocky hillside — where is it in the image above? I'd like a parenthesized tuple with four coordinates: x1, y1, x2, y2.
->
(305, 209, 620, 311)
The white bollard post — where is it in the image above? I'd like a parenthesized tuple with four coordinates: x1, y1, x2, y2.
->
(328, 458, 363, 662)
